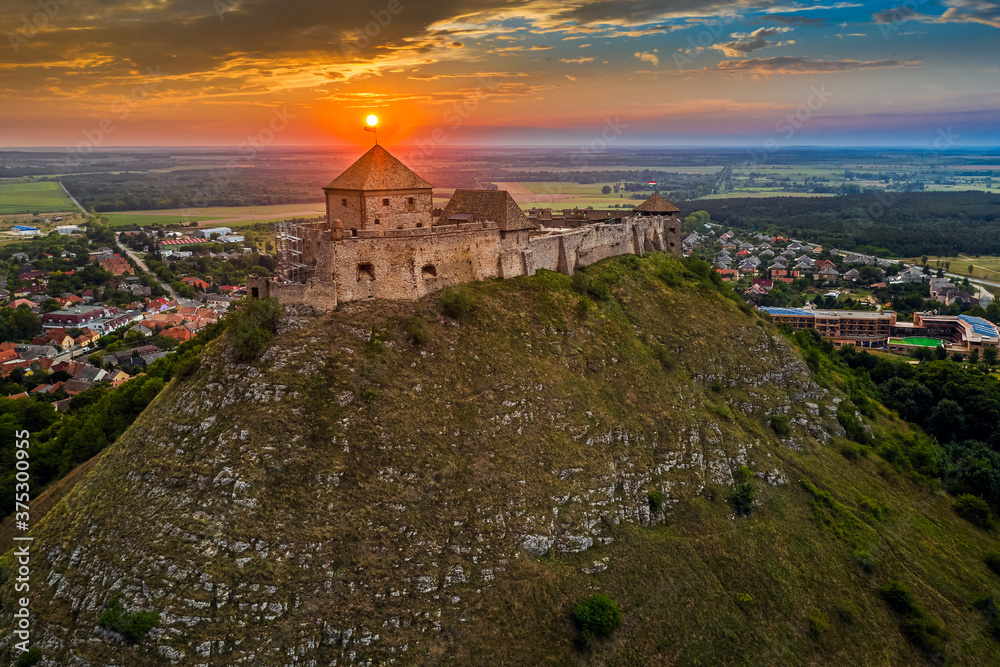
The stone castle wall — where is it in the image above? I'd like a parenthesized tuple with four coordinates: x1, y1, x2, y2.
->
(249, 215, 682, 310)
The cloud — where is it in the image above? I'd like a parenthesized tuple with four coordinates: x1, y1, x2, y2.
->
(756, 14, 827, 26)
(560, 57, 595, 63)
(874, 0, 1000, 29)
(714, 26, 794, 56)
(634, 51, 660, 66)
(712, 56, 922, 74)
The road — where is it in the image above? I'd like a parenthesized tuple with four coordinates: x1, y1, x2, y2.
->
(58, 181, 86, 214)
(114, 238, 180, 302)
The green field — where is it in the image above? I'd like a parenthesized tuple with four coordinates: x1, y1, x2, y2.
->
(105, 212, 230, 227)
(0, 181, 77, 214)
(105, 202, 328, 227)
(906, 255, 1000, 282)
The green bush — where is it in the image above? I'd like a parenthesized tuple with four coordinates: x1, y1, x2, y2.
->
(879, 579, 948, 655)
(807, 612, 828, 638)
(656, 267, 682, 287)
(840, 442, 865, 460)
(985, 551, 1000, 576)
(731, 465, 755, 516)
(853, 549, 876, 573)
(173, 356, 200, 379)
(571, 271, 612, 302)
(98, 595, 159, 643)
(16, 648, 42, 667)
(879, 580, 918, 615)
(834, 598, 860, 624)
(648, 490, 664, 514)
(405, 316, 430, 346)
(954, 494, 993, 530)
(770, 414, 791, 437)
(228, 296, 283, 362)
(900, 615, 948, 655)
(440, 287, 479, 320)
(837, 402, 870, 445)
(654, 345, 675, 370)
(572, 593, 622, 644)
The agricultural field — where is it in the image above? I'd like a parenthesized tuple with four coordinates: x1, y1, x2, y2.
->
(725, 161, 998, 197)
(699, 191, 835, 199)
(0, 180, 77, 214)
(104, 202, 327, 227)
(909, 255, 1000, 282)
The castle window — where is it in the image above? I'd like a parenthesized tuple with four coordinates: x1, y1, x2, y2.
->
(374, 218, 380, 225)
(407, 197, 415, 206)
(416, 223, 423, 228)
(341, 198, 348, 207)
(422, 264, 437, 278)
(358, 263, 375, 281)
(382, 198, 390, 206)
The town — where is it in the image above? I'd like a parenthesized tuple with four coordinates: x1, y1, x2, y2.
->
(679, 221, 1000, 360)
(1, 221, 248, 403)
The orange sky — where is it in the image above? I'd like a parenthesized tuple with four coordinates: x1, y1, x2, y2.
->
(2, 0, 999, 147)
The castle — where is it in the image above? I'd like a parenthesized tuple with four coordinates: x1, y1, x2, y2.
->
(248, 144, 683, 309)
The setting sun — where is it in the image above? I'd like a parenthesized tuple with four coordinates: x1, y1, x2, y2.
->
(365, 114, 379, 127)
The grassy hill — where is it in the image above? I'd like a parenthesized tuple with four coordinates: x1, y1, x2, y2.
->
(2, 252, 999, 665)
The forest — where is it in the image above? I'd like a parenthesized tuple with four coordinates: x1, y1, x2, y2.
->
(682, 192, 1000, 257)
(60, 168, 328, 211)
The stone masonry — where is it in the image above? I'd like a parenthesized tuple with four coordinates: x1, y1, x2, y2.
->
(248, 145, 683, 309)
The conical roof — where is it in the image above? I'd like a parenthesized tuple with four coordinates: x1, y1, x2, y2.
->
(437, 189, 537, 231)
(634, 193, 680, 213)
(325, 144, 433, 191)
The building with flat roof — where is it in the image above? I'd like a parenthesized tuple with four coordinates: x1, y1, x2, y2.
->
(759, 307, 896, 348)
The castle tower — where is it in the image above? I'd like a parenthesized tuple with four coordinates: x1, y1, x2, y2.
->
(323, 145, 434, 234)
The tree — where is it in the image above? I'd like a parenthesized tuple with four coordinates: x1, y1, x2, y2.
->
(969, 264, 975, 276)
(601, 185, 612, 195)
(921, 255, 928, 267)
(969, 349, 980, 365)
(984, 347, 998, 368)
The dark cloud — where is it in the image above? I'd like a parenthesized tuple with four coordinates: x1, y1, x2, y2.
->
(757, 15, 827, 26)
(714, 56, 922, 73)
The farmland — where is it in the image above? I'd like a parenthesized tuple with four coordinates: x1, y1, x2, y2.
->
(0, 181, 77, 214)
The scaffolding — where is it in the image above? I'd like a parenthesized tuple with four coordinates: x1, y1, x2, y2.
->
(275, 220, 311, 283)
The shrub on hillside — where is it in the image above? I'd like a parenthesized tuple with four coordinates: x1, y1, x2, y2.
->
(16, 648, 41, 667)
(572, 593, 622, 644)
(405, 316, 430, 345)
(954, 494, 993, 530)
(440, 287, 479, 320)
(98, 596, 159, 643)
(571, 271, 611, 302)
(731, 465, 755, 516)
(879, 580, 918, 615)
(648, 490, 664, 514)
(228, 296, 283, 362)
(985, 551, 1000, 576)
(770, 414, 791, 437)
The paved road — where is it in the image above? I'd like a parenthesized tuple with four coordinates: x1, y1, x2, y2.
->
(58, 181, 86, 214)
(114, 239, 180, 302)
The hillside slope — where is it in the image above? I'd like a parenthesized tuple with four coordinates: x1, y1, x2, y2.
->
(2, 253, 999, 666)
